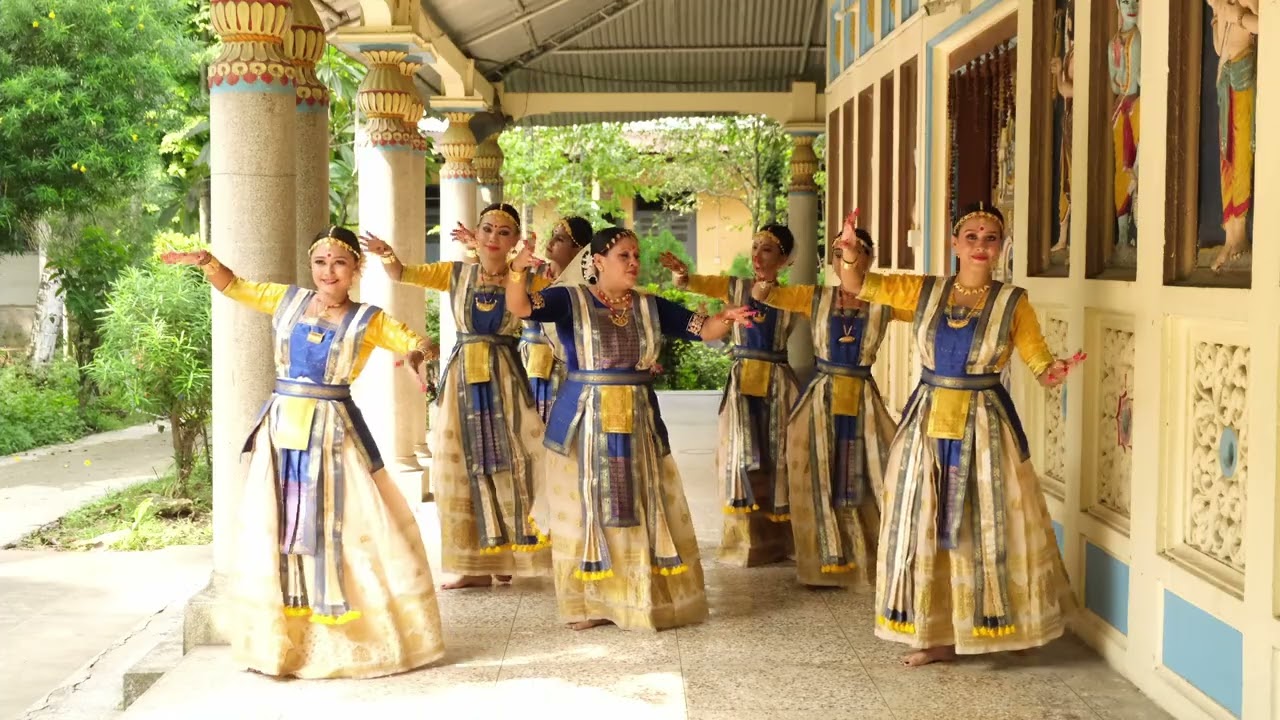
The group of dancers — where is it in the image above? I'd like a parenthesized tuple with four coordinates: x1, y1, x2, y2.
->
(161, 197, 1081, 679)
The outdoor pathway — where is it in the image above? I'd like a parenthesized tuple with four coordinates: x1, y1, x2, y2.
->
(117, 393, 1175, 720)
(0, 425, 209, 719)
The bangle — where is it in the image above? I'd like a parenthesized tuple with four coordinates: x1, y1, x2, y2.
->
(379, 253, 398, 265)
(508, 268, 528, 282)
(201, 257, 224, 276)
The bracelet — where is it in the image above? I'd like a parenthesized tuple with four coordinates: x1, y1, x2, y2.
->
(508, 268, 528, 282)
(201, 257, 224, 276)
(379, 253, 398, 265)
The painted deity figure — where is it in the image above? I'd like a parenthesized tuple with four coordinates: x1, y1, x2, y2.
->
(1207, 0, 1259, 271)
(1049, 9, 1075, 253)
(1109, 0, 1141, 249)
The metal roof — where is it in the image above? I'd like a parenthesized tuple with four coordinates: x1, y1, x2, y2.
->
(424, 0, 827, 93)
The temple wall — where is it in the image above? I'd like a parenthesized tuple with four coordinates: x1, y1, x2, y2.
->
(824, 1, 1278, 717)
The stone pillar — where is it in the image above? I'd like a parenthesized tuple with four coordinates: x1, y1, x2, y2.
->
(285, 0, 329, 286)
(431, 105, 481, 367)
(785, 128, 822, 383)
(400, 56, 432, 499)
(351, 48, 425, 483)
(207, 0, 297, 591)
(474, 133, 504, 207)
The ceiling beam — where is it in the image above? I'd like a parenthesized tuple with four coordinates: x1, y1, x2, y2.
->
(550, 45, 825, 56)
(797, 0, 823, 75)
(501, 85, 825, 125)
(463, 0, 577, 47)
(489, 0, 656, 81)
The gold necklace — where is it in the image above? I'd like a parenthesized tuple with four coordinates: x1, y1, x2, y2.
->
(953, 282, 990, 297)
(944, 298, 983, 329)
(595, 289, 632, 327)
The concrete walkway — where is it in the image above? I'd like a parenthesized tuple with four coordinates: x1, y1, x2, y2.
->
(0, 425, 211, 719)
(0, 424, 174, 547)
(117, 393, 1174, 720)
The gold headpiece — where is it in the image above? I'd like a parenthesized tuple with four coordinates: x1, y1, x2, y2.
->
(307, 228, 361, 265)
(601, 229, 637, 253)
(951, 203, 1004, 236)
(479, 208, 520, 230)
(753, 230, 782, 251)
(553, 218, 572, 241)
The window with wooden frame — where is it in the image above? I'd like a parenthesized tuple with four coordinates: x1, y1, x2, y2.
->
(898, 57, 918, 270)
(1030, 0, 1073, 278)
(827, 106, 842, 249)
(1164, 0, 1256, 288)
(878, 72, 895, 269)
(857, 88, 874, 249)
(1082, 0, 1135, 279)
(842, 97, 855, 219)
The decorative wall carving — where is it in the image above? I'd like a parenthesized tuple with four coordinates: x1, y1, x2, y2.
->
(1043, 316, 1068, 486)
(1186, 340, 1248, 573)
(1096, 327, 1134, 515)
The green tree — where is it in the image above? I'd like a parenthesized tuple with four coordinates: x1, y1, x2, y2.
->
(89, 232, 211, 494)
(0, 0, 195, 364)
(317, 46, 364, 226)
(0, 0, 194, 249)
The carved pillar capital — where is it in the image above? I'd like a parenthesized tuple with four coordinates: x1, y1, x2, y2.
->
(357, 49, 415, 149)
(438, 111, 477, 181)
(209, 0, 296, 93)
(788, 132, 819, 194)
(284, 0, 327, 110)
(474, 135, 504, 188)
(399, 58, 426, 153)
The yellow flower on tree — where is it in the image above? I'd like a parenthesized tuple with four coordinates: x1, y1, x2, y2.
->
(48, 11, 55, 19)
(32, 20, 40, 28)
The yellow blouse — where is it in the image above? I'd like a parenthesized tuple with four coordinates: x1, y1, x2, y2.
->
(221, 278, 426, 379)
(401, 262, 552, 292)
(857, 273, 1054, 376)
(685, 274, 732, 301)
(764, 284, 914, 322)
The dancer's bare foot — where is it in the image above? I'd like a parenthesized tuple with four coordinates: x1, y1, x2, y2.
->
(902, 645, 956, 667)
(495, 575, 513, 583)
(1211, 238, 1250, 272)
(440, 575, 492, 590)
(568, 619, 613, 631)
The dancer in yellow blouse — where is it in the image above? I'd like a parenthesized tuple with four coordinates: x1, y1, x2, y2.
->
(365, 203, 552, 590)
(522, 216, 593, 422)
(833, 203, 1081, 666)
(660, 226, 800, 567)
(162, 227, 444, 678)
(752, 226, 910, 587)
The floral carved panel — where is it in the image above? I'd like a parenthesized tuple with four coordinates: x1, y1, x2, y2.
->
(1185, 341, 1248, 574)
(1043, 316, 1069, 487)
(1096, 327, 1134, 516)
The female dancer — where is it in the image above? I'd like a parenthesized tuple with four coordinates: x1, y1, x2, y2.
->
(751, 227, 908, 587)
(659, 225, 800, 567)
(365, 203, 551, 590)
(520, 216, 592, 422)
(835, 203, 1080, 666)
(162, 227, 444, 678)
(505, 227, 755, 631)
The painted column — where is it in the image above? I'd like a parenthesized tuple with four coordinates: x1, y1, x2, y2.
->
(285, 0, 329, 286)
(351, 47, 425, 483)
(474, 133, 504, 207)
(399, 56, 431, 499)
(431, 105, 482, 368)
(208, 0, 297, 584)
(786, 128, 822, 383)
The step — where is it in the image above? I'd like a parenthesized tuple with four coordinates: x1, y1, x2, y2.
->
(121, 638, 183, 710)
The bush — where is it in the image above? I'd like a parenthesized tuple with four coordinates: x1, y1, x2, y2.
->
(643, 284, 731, 390)
(0, 360, 86, 454)
(89, 235, 211, 494)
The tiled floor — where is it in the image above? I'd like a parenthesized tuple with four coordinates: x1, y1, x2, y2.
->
(119, 394, 1174, 720)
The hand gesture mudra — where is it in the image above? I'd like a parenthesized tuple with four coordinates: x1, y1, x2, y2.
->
(658, 251, 688, 277)
(359, 232, 394, 259)
(449, 222, 476, 247)
(509, 238, 541, 273)
(160, 250, 211, 266)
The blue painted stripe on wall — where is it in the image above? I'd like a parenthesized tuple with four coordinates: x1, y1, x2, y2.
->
(843, 0, 856, 69)
(921, 0, 1003, 273)
(881, 0, 896, 38)
(1083, 542, 1129, 635)
(1162, 591, 1243, 718)
(1051, 520, 1064, 555)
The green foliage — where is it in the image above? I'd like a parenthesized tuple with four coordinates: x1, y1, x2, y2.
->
(0, 360, 86, 453)
(643, 285, 730, 391)
(89, 232, 211, 490)
(637, 229, 694, 288)
(425, 292, 441, 345)
(46, 222, 150, 375)
(0, 0, 196, 251)
(501, 123, 652, 230)
(317, 46, 365, 226)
